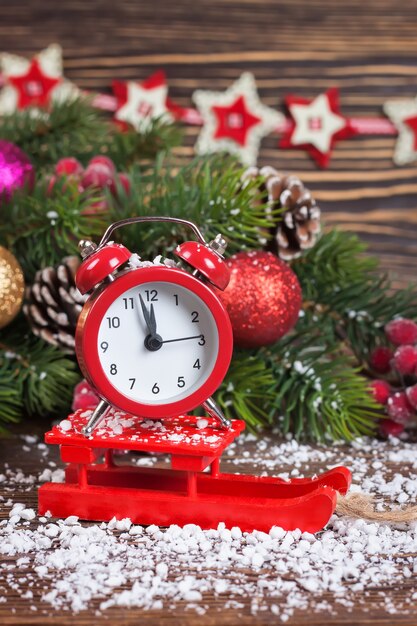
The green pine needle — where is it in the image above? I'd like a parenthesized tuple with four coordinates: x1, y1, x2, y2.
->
(0, 320, 80, 432)
(0, 98, 182, 171)
(108, 155, 274, 257)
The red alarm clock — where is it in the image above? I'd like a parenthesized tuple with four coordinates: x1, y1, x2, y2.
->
(75, 216, 233, 436)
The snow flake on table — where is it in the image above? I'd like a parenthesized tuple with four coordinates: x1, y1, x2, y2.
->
(0, 44, 78, 114)
(1, 433, 417, 620)
(280, 88, 354, 168)
(384, 96, 417, 165)
(192, 72, 284, 166)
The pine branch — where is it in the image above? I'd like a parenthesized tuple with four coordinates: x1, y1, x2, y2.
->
(108, 121, 183, 169)
(0, 99, 182, 171)
(216, 352, 277, 431)
(292, 230, 417, 362)
(0, 178, 107, 282)
(108, 155, 273, 257)
(0, 319, 80, 432)
(264, 325, 381, 441)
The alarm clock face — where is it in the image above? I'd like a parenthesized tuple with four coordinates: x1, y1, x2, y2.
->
(76, 267, 233, 418)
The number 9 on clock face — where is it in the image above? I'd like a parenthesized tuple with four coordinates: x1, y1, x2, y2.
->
(76, 267, 233, 418)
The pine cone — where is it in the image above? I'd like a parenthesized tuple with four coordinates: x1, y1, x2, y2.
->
(23, 256, 86, 353)
(241, 166, 321, 261)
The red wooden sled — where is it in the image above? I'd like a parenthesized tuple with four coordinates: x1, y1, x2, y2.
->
(38, 409, 351, 533)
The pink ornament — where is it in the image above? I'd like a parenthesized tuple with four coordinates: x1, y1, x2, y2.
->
(81, 162, 115, 190)
(89, 155, 116, 174)
(55, 157, 83, 177)
(72, 380, 100, 412)
(0, 140, 34, 203)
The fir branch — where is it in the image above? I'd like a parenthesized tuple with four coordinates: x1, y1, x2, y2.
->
(292, 230, 417, 362)
(0, 98, 109, 169)
(108, 121, 183, 169)
(0, 99, 182, 171)
(0, 178, 107, 282)
(0, 320, 80, 431)
(216, 352, 277, 430)
(265, 328, 381, 441)
(108, 155, 273, 257)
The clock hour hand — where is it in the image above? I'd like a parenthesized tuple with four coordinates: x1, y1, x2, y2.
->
(139, 294, 163, 351)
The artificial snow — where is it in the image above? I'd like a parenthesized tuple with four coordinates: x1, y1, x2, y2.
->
(0, 432, 417, 621)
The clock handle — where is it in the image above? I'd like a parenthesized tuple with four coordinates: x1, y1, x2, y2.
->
(203, 397, 232, 430)
(98, 216, 207, 247)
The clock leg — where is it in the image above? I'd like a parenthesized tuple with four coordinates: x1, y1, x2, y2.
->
(202, 396, 231, 430)
(81, 399, 111, 437)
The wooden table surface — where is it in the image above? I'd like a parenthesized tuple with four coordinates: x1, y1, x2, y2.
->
(0, 1, 417, 624)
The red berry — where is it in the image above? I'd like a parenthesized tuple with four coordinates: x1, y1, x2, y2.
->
(386, 391, 414, 424)
(45, 174, 57, 196)
(392, 345, 417, 375)
(385, 318, 417, 346)
(81, 199, 110, 216)
(72, 380, 100, 412)
(369, 346, 393, 374)
(110, 172, 131, 197)
(369, 380, 391, 405)
(81, 163, 114, 190)
(88, 155, 116, 173)
(55, 157, 83, 177)
(406, 384, 417, 410)
(380, 419, 405, 438)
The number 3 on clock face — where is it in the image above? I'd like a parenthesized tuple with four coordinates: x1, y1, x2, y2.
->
(76, 267, 233, 418)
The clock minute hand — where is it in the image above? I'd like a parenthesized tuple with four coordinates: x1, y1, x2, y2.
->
(139, 294, 155, 336)
(161, 334, 202, 344)
(149, 303, 157, 336)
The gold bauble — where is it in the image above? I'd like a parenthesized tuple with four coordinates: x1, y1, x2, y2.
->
(0, 246, 25, 329)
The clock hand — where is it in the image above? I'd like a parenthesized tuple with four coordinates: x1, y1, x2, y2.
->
(138, 294, 155, 337)
(149, 303, 157, 336)
(161, 334, 202, 344)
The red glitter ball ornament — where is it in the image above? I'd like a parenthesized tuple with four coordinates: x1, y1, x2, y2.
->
(217, 251, 302, 348)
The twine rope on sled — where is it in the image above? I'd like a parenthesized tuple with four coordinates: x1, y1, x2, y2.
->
(336, 492, 417, 523)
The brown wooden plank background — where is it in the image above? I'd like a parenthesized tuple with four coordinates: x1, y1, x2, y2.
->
(1, 1, 417, 624)
(1, 0, 417, 288)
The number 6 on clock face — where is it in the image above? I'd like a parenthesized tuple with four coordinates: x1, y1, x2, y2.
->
(75, 267, 233, 419)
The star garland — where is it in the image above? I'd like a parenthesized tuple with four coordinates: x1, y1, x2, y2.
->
(0, 44, 78, 114)
(192, 73, 284, 166)
(0, 42, 415, 168)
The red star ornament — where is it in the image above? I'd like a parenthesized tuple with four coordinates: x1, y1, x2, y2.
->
(212, 95, 262, 147)
(404, 115, 417, 151)
(8, 58, 60, 108)
(280, 88, 355, 168)
(112, 71, 184, 131)
(193, 73, 284, 166)
(383, 96, 417, 165)
(0, 44, 78, 114)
